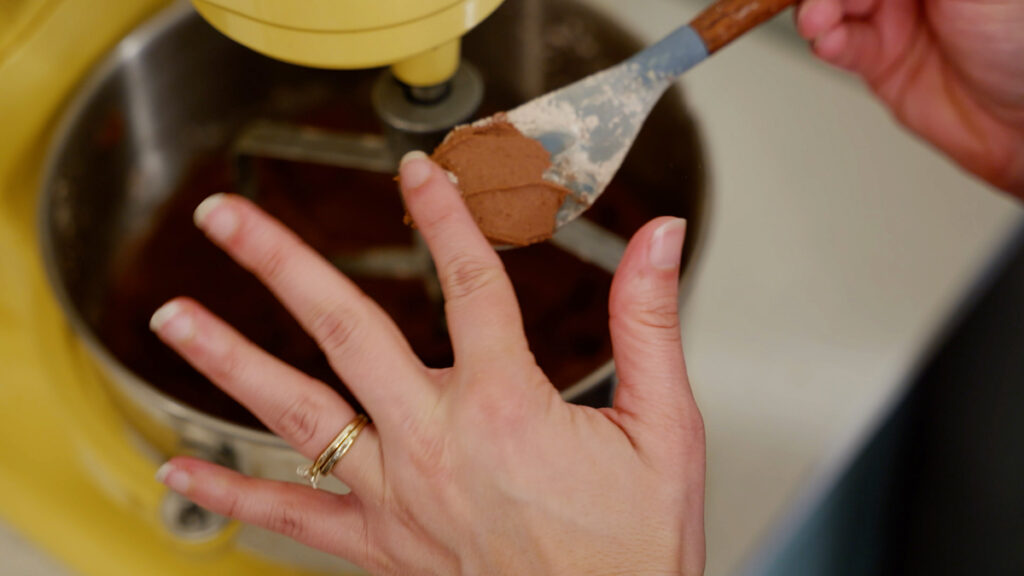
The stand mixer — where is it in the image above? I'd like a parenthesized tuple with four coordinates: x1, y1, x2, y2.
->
(207, 0, 500, 165)
(0, 1, 706, 574)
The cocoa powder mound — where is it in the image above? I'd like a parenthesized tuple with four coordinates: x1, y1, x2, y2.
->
(430, 115, 571, 246)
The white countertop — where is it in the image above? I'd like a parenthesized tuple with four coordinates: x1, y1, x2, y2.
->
(4, 1, 1023, 575)
(586, 1, 1024, 574)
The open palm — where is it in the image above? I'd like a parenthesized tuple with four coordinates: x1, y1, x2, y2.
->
(797, 0, 1024, 195)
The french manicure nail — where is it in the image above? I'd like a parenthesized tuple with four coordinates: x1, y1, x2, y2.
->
(194, 193, 224, 226)
(156, 462, 191, 494)
(400, 151, 432, 189)
(649, 218, 687, 271)
(194, 193, 238, 242)
(149, 301, 194, 343)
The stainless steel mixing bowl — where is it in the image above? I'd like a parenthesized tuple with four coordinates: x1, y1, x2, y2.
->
(39, 0, 707, 568)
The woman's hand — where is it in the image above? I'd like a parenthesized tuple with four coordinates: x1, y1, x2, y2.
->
(796, 0, 1024, 196)
(150, 152, 706, 576)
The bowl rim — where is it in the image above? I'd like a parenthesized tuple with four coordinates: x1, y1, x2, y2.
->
(36, 0, 708, 451)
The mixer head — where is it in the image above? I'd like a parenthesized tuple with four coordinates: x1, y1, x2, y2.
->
(189, 1, 500, 298)
(194, 0, 499, 187)
(191, 0, 505, 87)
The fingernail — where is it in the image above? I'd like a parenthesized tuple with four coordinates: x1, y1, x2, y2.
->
(194, 193, 238, 242)
(649, 218, 687, 271)
(149, 301, 194, 343)
(400, 151, 432, 189)
(156, 462, 191, 494)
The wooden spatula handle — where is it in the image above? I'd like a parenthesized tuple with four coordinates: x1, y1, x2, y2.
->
(691, 0, 797, 54)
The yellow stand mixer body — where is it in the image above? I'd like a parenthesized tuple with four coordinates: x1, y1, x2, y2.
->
(193, 0, 503, 85)
(0, 0, 499, 574)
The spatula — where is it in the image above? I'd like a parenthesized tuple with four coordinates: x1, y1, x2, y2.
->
(499, 0, 796, 228)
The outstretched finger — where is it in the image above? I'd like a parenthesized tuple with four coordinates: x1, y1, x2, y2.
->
(398, 152, 530, 365)
(157, 457, 376, 568)
(607, 218, 702, 465)
(191, 194, 434, 432)
(150, 297, 383, 496)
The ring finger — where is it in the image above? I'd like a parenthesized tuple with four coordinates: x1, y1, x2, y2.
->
(151, 297, 383, 496)
(192, 193, 434, 433)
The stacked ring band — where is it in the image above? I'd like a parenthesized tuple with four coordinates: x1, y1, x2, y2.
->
(297, 414, 370, 490)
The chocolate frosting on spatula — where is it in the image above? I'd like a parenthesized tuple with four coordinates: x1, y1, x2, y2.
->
(430, 115, 572, 246)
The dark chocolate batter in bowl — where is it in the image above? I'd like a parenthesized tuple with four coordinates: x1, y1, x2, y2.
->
(430, 114, 574, 247)
(92, 1, 703, 431)
(98, 140, 648, 430)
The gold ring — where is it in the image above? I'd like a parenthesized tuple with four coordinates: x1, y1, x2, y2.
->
(297, 414, 369, 490)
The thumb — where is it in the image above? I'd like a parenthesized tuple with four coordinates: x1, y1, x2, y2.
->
(608, 217, 702, 457)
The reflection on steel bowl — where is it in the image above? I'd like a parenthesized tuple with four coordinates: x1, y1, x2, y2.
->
(38, 0, 705, 565)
